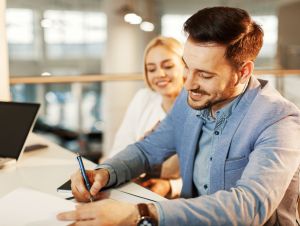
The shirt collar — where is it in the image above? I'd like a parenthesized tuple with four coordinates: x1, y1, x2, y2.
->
(196, 79, 250, 121)
(197, 93, 243, 122)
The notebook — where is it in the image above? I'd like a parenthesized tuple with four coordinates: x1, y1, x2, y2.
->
(0, 101, 40, 168)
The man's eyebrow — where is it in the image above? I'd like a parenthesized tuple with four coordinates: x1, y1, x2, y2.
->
(181, 57, 217, 76)
(198, 69, 217, 76)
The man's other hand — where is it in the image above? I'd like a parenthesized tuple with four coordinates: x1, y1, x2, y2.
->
(57, 199, 139, 226)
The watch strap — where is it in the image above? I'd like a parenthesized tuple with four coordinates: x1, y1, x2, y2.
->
(137, 203, 158, 226)
(138, 203, 150, 217)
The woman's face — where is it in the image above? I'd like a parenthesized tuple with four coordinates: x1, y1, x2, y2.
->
(145, 46, 184, 98)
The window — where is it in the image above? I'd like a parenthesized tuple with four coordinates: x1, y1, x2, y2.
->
(252, 15, 278, 58)
(6, 8, 36, 59)
(43, 10, 107, 59)
(161, 14, 189, 43)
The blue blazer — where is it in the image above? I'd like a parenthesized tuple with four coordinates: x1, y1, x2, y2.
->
(104, 77, 300, 226)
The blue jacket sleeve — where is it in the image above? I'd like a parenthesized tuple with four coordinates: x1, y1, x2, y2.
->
(100, 89, 187, 186)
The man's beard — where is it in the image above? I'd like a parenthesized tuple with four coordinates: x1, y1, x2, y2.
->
(187, 94, 229, 110)
(186, 81, 237, 111)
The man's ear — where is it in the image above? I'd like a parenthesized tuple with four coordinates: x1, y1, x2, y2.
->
(239, 61, 254, 84)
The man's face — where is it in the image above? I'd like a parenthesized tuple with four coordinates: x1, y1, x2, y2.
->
(183, 39, 241, 113)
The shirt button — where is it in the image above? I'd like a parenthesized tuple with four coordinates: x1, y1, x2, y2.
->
(214, 131, 219, 135)
(204, 184, 208, 189)
(210, 157, 212, 161)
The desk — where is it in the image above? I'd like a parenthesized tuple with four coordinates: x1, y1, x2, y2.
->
(0, 133, 165, 202)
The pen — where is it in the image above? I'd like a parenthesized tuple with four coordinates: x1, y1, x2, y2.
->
(76, 153, 94, 202)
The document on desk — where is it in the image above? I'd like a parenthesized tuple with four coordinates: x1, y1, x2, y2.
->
(0, 187, 75, 226)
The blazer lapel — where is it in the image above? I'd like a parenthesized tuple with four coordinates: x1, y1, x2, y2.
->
(210, 77, 261, 193)
(180, 109, 203, 198)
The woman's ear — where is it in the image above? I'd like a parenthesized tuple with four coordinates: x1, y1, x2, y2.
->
(239, 61, 254, 84)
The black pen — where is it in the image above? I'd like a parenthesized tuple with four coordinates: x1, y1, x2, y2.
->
(76, 153, 94, 202)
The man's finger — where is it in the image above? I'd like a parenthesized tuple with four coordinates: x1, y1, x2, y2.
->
(90, 172, 106, 196)
(71, 171, 90, 201)
(57, 208, 94, 221)
(67, 220, 96, 226)
(72, 184, 89, 202)
(57, 211, 78, 221)
(90, 180, 102, 196)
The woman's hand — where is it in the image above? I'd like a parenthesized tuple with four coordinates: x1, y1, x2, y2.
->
(140, 178, 171, 197)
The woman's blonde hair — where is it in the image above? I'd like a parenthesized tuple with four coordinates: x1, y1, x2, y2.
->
(143, 36, 183, 89)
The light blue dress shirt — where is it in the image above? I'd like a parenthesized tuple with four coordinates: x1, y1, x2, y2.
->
(193, 95, 242, 195)
(154, 95, 244, 224)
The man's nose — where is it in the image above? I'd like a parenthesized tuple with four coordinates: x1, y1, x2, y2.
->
(184, 71, 198, 90)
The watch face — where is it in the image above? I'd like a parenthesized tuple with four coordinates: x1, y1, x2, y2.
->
(137, 216, 154, 226)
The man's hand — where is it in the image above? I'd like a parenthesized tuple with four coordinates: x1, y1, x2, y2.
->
(71, 169, 109, 202)
(57, 199, 139, 226)
(140, 178, 171, 197)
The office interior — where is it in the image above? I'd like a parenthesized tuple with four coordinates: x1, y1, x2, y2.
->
(0, 0, 300, 162)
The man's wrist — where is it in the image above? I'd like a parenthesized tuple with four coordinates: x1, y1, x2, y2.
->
(96, 164, 117, 187)
(148, 203, 159, 225)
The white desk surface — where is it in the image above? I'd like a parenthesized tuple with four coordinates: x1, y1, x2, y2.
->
(0, 133, 165, 202)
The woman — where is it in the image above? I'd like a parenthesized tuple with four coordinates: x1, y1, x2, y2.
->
(109, 36, 184, 198)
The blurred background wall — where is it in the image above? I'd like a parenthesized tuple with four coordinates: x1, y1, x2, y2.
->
(0, 0, 10, 101)
(1, 0, 300, 161)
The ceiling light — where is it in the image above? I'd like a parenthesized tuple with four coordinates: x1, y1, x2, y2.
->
(124, 13, 142, 25)
(140, 21, 155, 32)
(41, 72, 52, 76)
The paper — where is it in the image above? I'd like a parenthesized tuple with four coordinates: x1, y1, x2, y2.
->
(117, 182, 166, 202)
(0, 187, 75, 226)
(104, 189, 154, 204)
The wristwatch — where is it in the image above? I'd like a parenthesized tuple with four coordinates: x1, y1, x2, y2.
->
(137, 203, 157, 226)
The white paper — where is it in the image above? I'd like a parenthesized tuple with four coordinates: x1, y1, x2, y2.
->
(105, 189, 153, 204)
(117, 183, 166, 202)
(0, 187, 75, 226)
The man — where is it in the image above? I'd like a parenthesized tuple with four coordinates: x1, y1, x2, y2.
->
(58, 7, 300, 226)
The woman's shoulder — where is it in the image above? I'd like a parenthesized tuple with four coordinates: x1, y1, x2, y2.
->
(132, 88, 162, 104)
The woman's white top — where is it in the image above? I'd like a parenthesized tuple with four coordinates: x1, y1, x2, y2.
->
(109, 88, 166, 157)
(109, 88, 182, 197)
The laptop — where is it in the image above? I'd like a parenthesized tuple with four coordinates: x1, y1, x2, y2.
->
(0, 101, 40, 168)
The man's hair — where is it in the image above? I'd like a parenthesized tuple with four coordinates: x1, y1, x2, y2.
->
(183, 7, 264, 69)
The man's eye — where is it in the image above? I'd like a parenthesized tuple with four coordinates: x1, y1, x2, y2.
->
(199, 72, 213, 79)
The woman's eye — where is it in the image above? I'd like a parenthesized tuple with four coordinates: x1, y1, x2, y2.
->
(163, 64, 174, 70)
(147, 68, 156, 73)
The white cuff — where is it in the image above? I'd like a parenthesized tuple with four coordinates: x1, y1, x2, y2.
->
(169, 178, 182, 198)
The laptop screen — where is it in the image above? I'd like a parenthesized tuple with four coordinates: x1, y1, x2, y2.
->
(0, 101, 40, 159)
